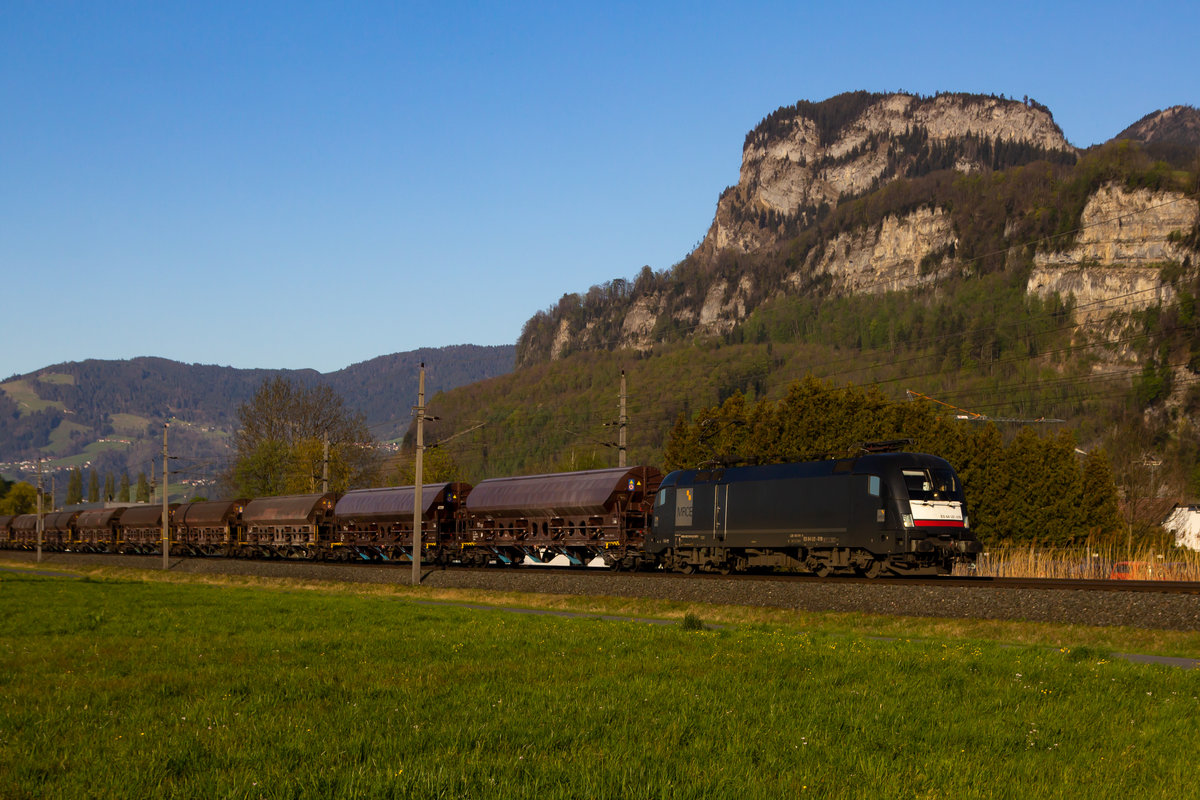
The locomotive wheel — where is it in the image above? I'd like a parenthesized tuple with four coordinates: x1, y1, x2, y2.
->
(857, 559, 883, 579)
(811, 562, 831, 578)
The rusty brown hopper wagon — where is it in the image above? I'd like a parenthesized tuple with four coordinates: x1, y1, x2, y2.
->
(41, 510, 81, 551)
(332, 483, 471, 563)
(75, 507, 128, 553)
(10, 514, 39, 549)
(172, 499, 246, 556)
(0, 515, 13, 547)
(240, 493, 337, 558)
(463, 466, 661, 568)
(117, 504, 178, 555)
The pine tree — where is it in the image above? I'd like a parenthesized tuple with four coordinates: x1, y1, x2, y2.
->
(136, 472, 150, 503)
(118, 473, 131, 503)
(104, 473, 115, 502)
(87, 470, 100, 503)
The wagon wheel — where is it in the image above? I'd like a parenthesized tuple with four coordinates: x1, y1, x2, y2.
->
(811, 562, 832, 578)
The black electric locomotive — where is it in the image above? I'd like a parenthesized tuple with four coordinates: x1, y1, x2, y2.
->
(647, 452, 981, 576)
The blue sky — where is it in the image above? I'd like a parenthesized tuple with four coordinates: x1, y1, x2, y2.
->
(3, 0, 1196, 378)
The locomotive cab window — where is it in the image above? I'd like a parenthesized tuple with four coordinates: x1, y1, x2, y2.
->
(903, 469, 959, 501)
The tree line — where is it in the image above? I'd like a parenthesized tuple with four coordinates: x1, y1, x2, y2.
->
(61, 467, 152, 504)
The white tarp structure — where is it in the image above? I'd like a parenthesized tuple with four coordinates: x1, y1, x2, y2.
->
(1163, 506, 1200, 551)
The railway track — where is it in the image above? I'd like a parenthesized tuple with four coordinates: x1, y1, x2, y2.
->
(6, 550, 1200, 594)
(6, 551, 1200, 632)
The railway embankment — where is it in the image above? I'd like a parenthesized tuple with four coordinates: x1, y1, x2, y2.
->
(6, 551, 1200, 632)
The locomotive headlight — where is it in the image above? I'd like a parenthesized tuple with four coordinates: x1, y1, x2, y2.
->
(963, 515, 970, 529)
(902, 513, 915, 528)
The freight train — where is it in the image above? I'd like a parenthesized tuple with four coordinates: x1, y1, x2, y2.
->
(0, 451, 980, 577)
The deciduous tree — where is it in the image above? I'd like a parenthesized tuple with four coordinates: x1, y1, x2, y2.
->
(0, 482, 38, 515)
(229, 377, 379, 497)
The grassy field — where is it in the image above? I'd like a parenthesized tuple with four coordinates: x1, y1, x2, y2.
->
(0, 380, 67, 415)
(1, 566, 1198, 799)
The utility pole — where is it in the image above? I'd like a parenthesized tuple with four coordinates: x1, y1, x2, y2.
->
(322, 431, 330, 493)
(412, 363, 426, 587)
(162, 422, 169, 570)
(36, 458, 43, 564)
(618, 370, 627, 468)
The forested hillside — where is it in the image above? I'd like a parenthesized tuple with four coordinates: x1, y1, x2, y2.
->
(0, 345, 514, 500)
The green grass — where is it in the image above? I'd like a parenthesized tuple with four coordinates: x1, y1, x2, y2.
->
(43, 420, 89, 457)
(34, 373, 75, 386)
(39, 435, 133, 465)
(0, 380, 66, 415)
(1, 571, 1198, 799)
(108, 413, 152, 436)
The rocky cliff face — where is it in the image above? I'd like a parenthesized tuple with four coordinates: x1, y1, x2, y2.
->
(1027, 185, 1199, 323)
(795, 206, 957, 295)
(703, 92, 1073, 257)
(608, 206, 959, 352)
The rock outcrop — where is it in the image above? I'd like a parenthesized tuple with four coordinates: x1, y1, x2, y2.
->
(795, 206, 957, 295)
(1027, 185, 1199, 322)
(703, 92, 1073, 258)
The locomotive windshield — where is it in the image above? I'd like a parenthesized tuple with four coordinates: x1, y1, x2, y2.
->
(902, 468, 959, 501)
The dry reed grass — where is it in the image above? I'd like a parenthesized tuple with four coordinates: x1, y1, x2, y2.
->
(958, 543, 1200, 580)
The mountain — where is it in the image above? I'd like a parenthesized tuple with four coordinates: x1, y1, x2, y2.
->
(0, 345, 515, 495)
(450, 91, 1200, 503)
(516, 92, 1198, 366)
(1115, 105, 1200, 149)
